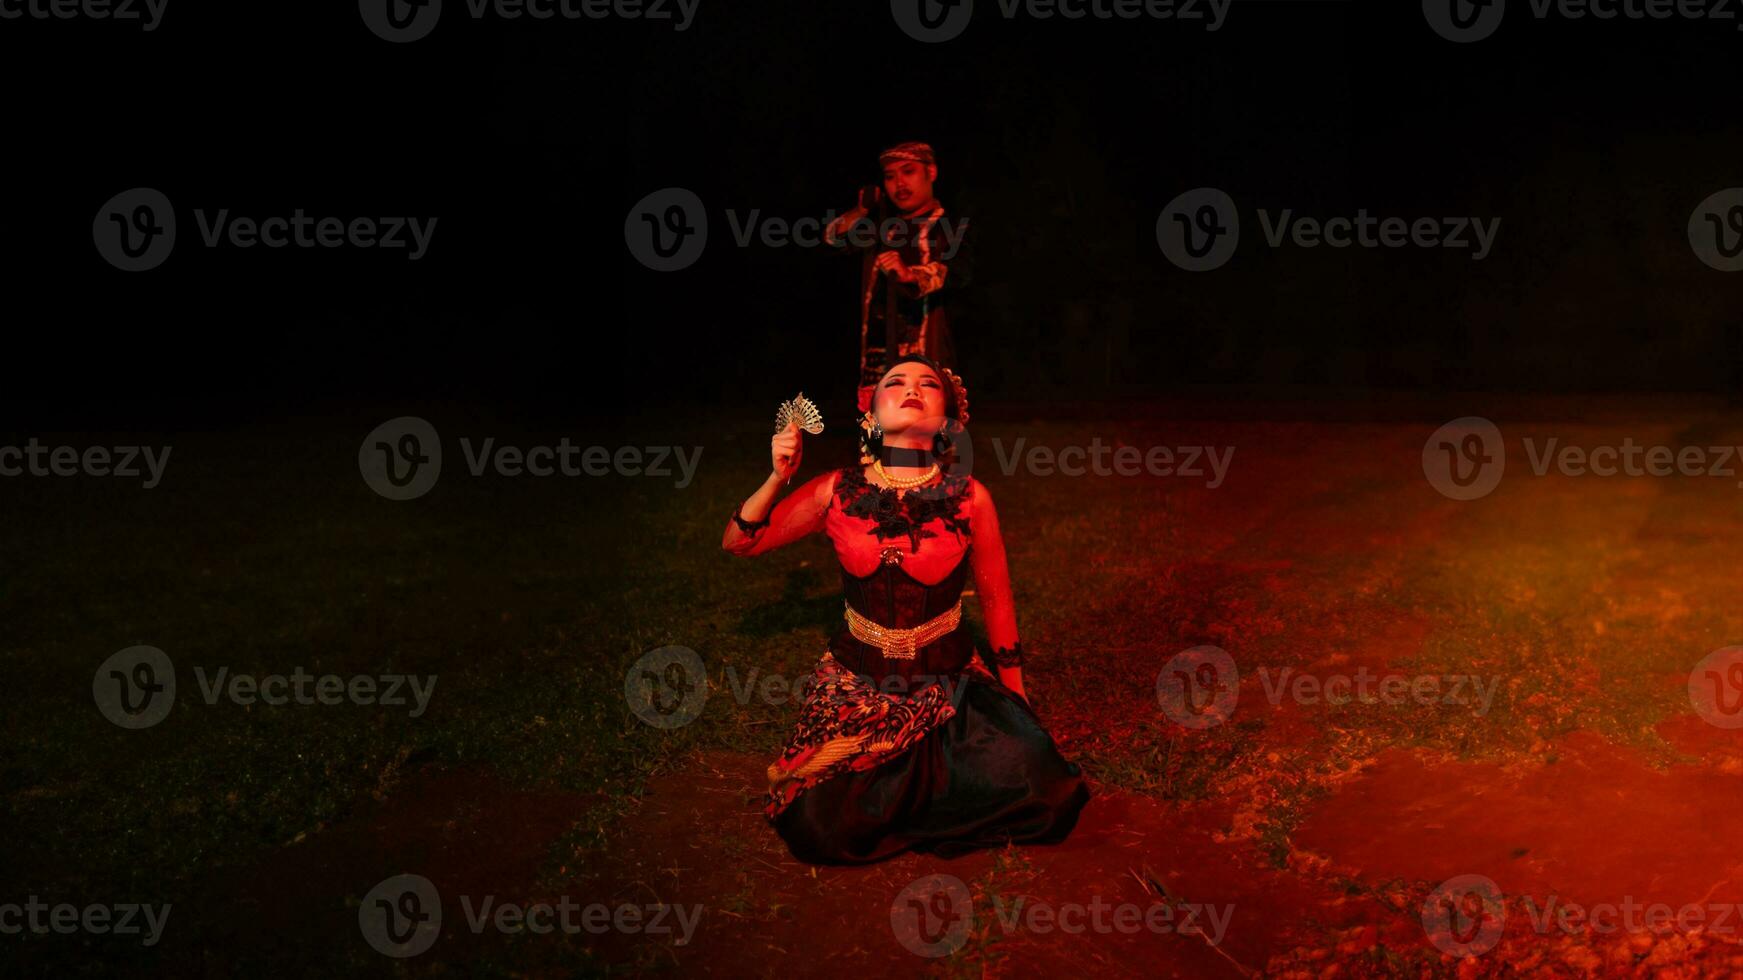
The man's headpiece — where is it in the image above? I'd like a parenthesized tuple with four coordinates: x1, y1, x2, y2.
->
(878, 141, 936, 168)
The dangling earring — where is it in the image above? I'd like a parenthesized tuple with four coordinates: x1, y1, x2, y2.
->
(858, 410, 882, 465)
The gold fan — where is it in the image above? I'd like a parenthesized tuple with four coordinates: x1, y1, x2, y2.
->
(774, 392, 825, 435)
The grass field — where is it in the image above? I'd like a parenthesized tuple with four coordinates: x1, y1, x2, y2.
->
(5, 396, 1743, 976)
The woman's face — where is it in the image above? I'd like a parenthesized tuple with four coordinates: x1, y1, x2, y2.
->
(874, 363, 948, 439)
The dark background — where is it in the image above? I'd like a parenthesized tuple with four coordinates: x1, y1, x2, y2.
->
(3, 0, 1739, 429)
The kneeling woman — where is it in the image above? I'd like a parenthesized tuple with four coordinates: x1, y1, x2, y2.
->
(722, 356, 1089, 864)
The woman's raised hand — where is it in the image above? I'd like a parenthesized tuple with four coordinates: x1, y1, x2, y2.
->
(771, 419, 803, 483)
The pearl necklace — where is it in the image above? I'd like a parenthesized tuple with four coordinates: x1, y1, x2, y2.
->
(873, 459, 940, 490)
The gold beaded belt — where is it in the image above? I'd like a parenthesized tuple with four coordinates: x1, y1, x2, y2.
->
(844, 600, 963, 661)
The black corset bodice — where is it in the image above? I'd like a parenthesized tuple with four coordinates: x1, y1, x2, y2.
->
(828, 557, 974, 681)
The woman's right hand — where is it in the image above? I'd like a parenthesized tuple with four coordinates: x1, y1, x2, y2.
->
(771, 420, 802, 483)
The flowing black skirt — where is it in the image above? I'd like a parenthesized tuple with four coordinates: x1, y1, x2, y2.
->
(772, 673, 1090, 866)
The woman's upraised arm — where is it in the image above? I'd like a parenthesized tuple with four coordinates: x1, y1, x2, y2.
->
(723, 469, 837, 557)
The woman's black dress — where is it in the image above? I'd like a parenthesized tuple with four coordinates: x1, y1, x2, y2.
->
(760, 467, 1089, 865)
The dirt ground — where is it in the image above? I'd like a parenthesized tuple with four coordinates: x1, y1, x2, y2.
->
(12, 397, 1743, 977)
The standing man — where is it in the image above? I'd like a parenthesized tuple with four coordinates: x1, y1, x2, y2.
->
(826, 142, 972, 409)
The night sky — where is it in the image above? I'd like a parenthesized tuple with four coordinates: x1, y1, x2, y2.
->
(5, 1, 1739, 426)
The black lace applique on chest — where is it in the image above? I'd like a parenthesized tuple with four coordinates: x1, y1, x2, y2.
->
(836, 466, 971, 552)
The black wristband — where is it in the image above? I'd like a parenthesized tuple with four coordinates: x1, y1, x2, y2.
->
(732, 506, 770, 535)
(989, 643, 1025, 669)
